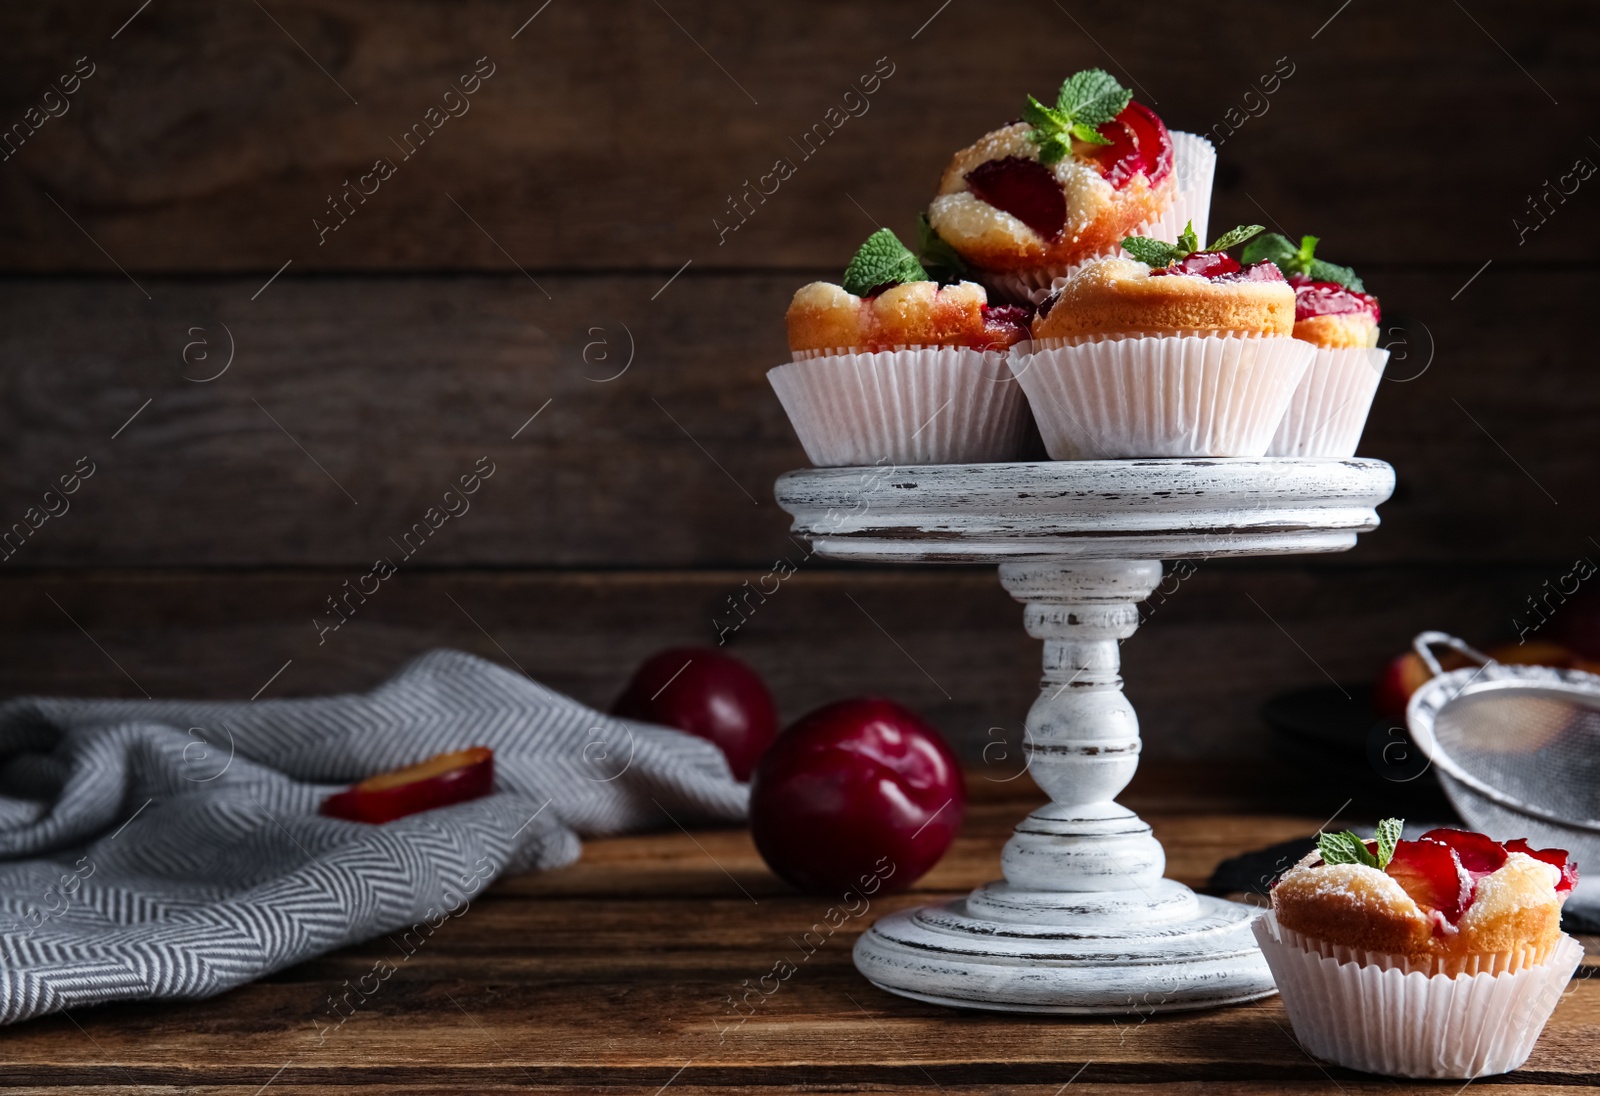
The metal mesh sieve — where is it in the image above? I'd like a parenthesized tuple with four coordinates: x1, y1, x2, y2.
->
(1407, 631, 1600, 903)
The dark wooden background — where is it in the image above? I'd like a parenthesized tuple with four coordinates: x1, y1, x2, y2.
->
(0, 0, 1595, 759)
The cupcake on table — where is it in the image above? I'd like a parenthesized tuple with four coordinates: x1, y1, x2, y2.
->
(1241, 233, 1388, 458)
(1011, 222, 1314, 460)
(770, 228, 1034, 468)
(926, 68, 1216, 303)
(1258, 819, 1582, 1079)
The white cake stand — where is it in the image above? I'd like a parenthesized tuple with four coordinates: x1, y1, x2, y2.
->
(774, 457, 1395, 1015)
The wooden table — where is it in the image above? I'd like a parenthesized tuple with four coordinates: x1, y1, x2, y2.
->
(2, 764, 1594, 1093)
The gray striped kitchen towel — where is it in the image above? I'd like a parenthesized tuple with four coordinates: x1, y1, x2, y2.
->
(0, 648, 747, 1024)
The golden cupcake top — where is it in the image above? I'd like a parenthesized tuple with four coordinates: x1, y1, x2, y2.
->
(1242, 232, 1381, 349)
(1271, 819, 1575, 962)
(1030, 222, 1295, 342)
(786, 228, 1031, 354)
(927, 69, 1175, 274)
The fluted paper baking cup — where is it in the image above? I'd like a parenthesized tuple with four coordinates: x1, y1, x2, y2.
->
(768, 347, 1033, 467)
(1254, 913, 1583, 1079)
(987, 131, 1217, 305)
(1009, 334, 1313, 459)
(1268, 346, 1388, 458)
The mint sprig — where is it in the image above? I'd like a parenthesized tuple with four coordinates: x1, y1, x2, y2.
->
(1024, 68, 1132, 166)
(842, 228, 928, 297)
(1317, 817, 1405, 870)
(917, 212, 967, 285)
(1240, 232, 1366, 292)
(1120, 221, 1265, 269)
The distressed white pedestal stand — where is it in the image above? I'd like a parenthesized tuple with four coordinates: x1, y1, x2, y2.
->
(775, 458, 1395, 1014)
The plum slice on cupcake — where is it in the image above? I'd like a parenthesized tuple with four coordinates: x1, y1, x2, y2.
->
(927, 69, 1216, 303)
(769, 229, 1035, 468)
(1242, 232, 1388, 457)
(1009, 223, 1313, 459)
(1257, 819, 1581, 1078)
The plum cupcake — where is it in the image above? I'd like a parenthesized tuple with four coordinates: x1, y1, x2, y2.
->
(1257, 820, 1582, 1079)
(1011, 223, 1313, 459)
(769, 228, 1034, 467)
(1242, 233, 1388, 457)
(927, 68, 1216, 304)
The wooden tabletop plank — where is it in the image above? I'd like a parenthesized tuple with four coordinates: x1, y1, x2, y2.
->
(3, 974, 1596, 1088)
(1, 765, 1594, 1089)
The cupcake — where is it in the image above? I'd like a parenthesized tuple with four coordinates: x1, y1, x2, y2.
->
(926, 68, 1216, 303)
(1242, 233, 1389, 457)
(1257, 819, 1582, 1079)
(1010, 222, 1314, 459)
(768, 228, 1034, 467)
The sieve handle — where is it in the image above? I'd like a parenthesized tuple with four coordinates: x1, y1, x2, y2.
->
(1412, 631, 1492, 677)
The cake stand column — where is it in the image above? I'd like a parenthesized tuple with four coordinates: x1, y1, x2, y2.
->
(986, 560, 1167, 899)
(851, 557, 1275, 1014)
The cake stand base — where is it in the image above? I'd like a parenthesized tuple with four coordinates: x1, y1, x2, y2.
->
(854, 897, 1271, 1014)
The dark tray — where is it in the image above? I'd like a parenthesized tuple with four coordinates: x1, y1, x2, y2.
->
(1260, 683, 1456, 817)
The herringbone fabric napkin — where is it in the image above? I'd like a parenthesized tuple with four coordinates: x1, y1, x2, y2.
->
(0, 649, 747, 1024)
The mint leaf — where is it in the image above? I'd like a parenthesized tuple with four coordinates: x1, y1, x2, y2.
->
(842, 228, 927, 296)
(1207, 224, 1265, 252)
(1024, 95, 1075, 165)
(1375, 818, 1404, 869)
(1035, 133, 1072, 164)
(1069, 121, 1113, 146)
(1122, 235, 1183, 267)
(1317, 830, 1379, 868)
(1026, 130, 1071, 166)
(1296, 234, 1320, 268)
(1308, 258, 1365, 292)
(1023, 95, 1066, 132)
(1241, 232, 1366, 291)
(1176, 220, 1201, 256)
(1241, 232, 1300, 269)
(1056, 68, 1132, 127)
(1026, 68, 1131, 165)
(917, 212, 967, 284)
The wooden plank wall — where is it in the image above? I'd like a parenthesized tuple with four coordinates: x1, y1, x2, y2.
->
(0, 0, 1595, 758)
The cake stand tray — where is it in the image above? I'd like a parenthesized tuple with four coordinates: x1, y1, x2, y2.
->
(775, 457, 1395, 1015)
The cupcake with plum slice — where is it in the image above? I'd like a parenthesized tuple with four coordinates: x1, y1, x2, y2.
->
(927, 68, 1216, 304)
(1242, 233, 1388, 457)
(1010, 222, 1313, 459)
(769, 228, 1034, 467)
(1257, 819, 1582, 1079)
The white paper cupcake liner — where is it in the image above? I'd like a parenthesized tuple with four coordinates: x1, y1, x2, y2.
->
(1255, 913, 1583, 1079)
(768, 347, 1033, 467)
(1267, 346, 1389, 458)
(1008, 333, 1313, 459)
(987, 131, 1217, 305)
